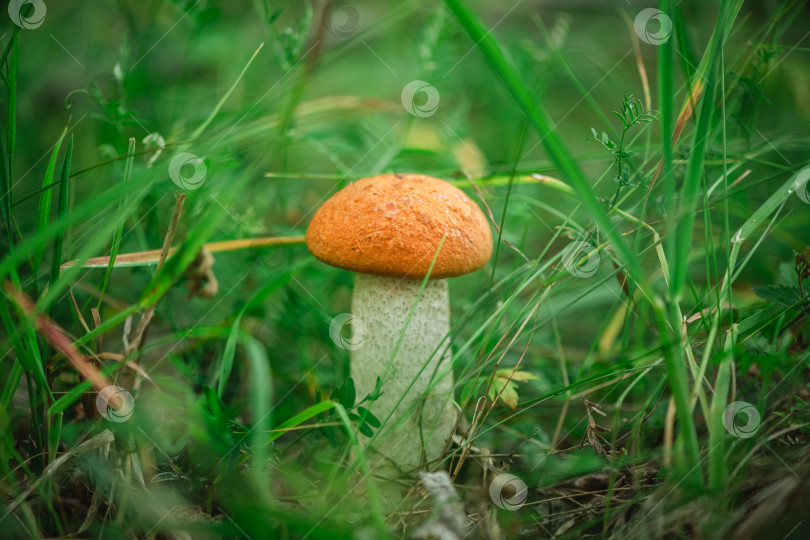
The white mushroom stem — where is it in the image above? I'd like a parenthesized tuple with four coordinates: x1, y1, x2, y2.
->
(351, 273, 457, 478)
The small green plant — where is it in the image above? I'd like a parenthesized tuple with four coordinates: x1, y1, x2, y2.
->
(591, 93, 657, 191)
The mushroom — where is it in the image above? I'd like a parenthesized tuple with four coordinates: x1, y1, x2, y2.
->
(306, 173, 492, 483)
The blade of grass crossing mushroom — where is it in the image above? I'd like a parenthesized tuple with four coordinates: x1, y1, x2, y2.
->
(342, 234, 449, 480)
(33, 127, 67, 280)
(443, 0, 648, 293)
(97, 138, 135, 310)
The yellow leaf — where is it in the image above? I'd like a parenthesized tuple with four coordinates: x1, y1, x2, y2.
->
(494, 369, 538, 383)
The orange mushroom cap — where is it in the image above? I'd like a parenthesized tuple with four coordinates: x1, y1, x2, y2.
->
(306, 173, 493, 280)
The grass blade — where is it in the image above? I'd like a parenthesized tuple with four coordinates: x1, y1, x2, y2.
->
(34, 127, 68, 275)
(242, 334, 272, 497)
(48, 136, 73, 318)
(268, 401, 335, 442)
(442, 0, 647, 293)
(709, 324, 736, 492)
(7, 30, 17, 157)
(217, 257, 312, 398)
(97, 138, 135, 308)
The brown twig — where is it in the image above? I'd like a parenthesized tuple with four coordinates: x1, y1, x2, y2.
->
(60, 235, 306, 270)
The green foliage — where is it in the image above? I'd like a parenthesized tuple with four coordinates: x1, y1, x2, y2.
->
(591, 94, 657, 188)
(1, 0, 809, 538)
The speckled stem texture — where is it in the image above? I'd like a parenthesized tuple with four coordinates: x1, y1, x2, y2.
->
(351, 273, 457, 480)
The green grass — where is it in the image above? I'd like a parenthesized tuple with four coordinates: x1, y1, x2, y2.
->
(1, 1, 810, 538)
